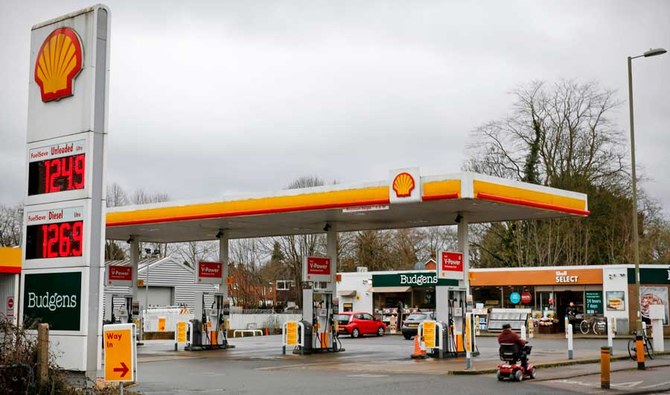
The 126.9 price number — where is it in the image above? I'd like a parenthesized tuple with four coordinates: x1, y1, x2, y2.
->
(25, 220, 83, 259)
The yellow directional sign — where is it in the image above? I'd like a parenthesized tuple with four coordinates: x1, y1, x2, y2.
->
(423, 321, 436, 349)
(104, 324, 136, 382)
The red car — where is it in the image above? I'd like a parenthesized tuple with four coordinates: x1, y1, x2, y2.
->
(335, 312, 387, 338)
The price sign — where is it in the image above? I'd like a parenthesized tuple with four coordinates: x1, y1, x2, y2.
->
(28, 139, 87, 196)
(24, 206, 84, 260)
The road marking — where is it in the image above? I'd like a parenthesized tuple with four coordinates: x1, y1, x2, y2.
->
(641, 381, 670, 389)
(611, 381, 643, 388)
(348, 374, 389, 378)
(547, 379, 596, 388)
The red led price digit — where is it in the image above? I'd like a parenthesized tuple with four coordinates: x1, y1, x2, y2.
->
(42, 223, 59, 258)
(48, 159, 61, 193)
(43, 159, 51, 194)
(58, 222, 71, 256)
(60, 156, 73, 190)
(74, 154, 85, 189)
(72, 221, 83, 256)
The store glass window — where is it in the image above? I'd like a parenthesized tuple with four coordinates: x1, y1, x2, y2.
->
(536, 291, 554, 312)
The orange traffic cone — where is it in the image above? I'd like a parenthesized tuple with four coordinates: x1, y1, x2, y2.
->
(411, 335, 428, 359)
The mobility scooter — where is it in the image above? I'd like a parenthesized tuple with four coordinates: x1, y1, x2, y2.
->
(497, 343, 536, 381)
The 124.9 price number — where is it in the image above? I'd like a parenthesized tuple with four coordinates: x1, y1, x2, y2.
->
(28, 154, 85, 195)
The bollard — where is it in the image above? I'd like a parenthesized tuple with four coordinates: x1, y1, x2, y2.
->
(601, 346, 610, 389)
(37, 323, 49, 387)
(636, 334, 645, 370)
(607, 317, 614, 355)
(567, 324, 573, 360)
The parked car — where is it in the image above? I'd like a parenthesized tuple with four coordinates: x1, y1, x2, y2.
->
(401, 311, 436, 340)
(335, 312, 387, 338)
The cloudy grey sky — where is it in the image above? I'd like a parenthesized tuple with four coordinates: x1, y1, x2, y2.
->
(1, 1, 669, 215)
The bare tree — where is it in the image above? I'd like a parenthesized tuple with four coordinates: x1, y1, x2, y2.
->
(173, 241, 218, 268)
(0, 204, 22, 247)
(271, 176, 328, 307)
(464, 80, 659, 267)
(106, 182, 129, 208)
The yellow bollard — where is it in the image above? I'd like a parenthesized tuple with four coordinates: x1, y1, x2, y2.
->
(600, 347, 610, 389)
(636, 334, 645, 370)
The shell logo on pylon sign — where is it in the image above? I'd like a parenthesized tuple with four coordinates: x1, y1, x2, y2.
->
(392, 172, 415, 198)
(34, 27, 83, 102)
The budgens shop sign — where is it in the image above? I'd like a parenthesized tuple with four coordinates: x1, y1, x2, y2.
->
(373, 271, 458, 288)
(23, 272, 81, 331)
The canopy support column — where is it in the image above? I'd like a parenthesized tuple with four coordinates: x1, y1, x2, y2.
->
(130, 238, 139, 309)
(218, 230, 229, 303)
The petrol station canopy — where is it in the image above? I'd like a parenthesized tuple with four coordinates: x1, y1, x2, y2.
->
(105, 172, 589, 243)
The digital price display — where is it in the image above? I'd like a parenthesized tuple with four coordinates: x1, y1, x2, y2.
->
(24, 206, 84, 260)
(28, 140, 86, 196)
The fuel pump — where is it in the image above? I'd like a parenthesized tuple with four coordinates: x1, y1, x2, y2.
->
(108, 294, 133, 324)
(440, 290, 467, 357)
(190, 292, 228, 350)
(297, 255, 341, 354)
(313, 288, 337, 352)
(299, 282, 339, 354)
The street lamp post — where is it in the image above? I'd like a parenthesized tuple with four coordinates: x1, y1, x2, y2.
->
(628, 47, 667, 333)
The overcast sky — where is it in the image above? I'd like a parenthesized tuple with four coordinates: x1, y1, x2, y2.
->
(1, 1, 669, 215)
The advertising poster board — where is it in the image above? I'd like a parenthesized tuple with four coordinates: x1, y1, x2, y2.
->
(640, 286, 669, 325)
(197, 261, 223, 284)
(302, 256, 332, 282)
(437, 250, 464, 280)
(606, 291, 625, 311)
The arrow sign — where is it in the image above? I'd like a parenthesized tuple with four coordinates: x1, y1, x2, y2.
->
(113, 362, 129, 378)
(104, 324, 136, 382)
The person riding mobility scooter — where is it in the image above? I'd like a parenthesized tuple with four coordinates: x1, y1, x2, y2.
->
(497, 323, 536, 381)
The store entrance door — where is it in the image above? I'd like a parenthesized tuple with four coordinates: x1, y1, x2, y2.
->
(555, 290, 583, 330)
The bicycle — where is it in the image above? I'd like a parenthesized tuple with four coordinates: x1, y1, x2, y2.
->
(628, 329, 654, 360)
(578, 315, 607, 335)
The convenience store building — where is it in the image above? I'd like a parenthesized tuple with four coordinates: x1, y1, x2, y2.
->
(338, 264, 670, 335)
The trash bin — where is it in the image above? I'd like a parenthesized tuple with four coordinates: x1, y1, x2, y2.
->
(299, 320, 313, 353)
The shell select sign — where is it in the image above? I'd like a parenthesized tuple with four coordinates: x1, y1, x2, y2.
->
(34, 27, 83, 102)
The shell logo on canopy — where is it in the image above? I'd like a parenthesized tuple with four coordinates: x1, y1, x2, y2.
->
(389, 167, 422, 204)
(392, 172, 415, 198)
(34, 27, 83, 102)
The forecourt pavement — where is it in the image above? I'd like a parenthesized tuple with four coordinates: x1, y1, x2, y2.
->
(129, 333, 670, 377)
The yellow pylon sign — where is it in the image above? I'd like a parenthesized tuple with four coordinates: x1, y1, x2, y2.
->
(423, 320, 436, 349)
(104, 323, 136, 382)
(286, 321, 298, 346)
(176, 321, 188, 344)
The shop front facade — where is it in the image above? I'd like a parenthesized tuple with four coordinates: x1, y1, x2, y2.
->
(338, 264, 670, 335)
(470, 266, 605, 333)
(336, 270, 457, 327)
